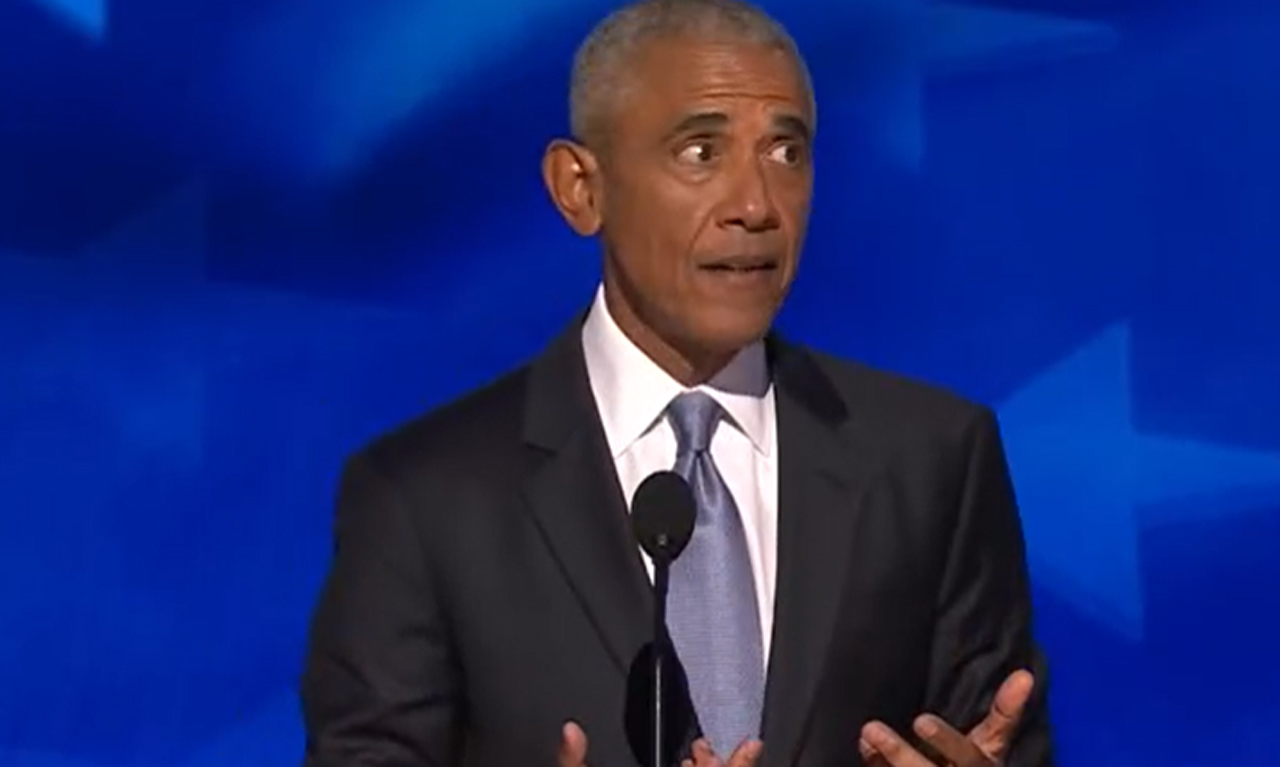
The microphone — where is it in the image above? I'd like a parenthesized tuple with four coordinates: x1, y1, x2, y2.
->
(626, 471, 698, 767)
(632, 470, 696, 568)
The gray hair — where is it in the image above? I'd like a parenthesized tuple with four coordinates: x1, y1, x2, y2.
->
(568, 0, 814, 147)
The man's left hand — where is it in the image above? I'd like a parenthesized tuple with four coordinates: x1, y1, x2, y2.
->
(680, 737, 763, 767)
(858, 669, 1035, 767)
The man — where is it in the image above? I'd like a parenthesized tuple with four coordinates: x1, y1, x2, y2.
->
(300, 1, 1053, 766)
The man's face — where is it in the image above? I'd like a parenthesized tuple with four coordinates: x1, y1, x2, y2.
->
(578, 36, 814, 361)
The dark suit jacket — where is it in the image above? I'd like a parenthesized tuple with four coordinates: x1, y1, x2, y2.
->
(300, 319, 1054, 767)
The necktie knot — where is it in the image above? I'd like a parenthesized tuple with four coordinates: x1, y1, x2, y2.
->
(667, 391, 721, 455)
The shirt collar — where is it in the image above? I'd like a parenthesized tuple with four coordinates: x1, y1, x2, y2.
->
(581, 285, 773, 458)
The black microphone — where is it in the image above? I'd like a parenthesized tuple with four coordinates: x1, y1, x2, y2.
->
(632, 470, 696, 568)
(626, 471, 698, 767)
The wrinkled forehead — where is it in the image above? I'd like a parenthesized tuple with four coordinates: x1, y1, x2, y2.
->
(613, 36, 814, 139)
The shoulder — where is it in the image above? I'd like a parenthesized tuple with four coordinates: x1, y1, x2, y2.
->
(789, 345, 1012, 516)
(796, 344, 998, 444)
(353, 360, 535, 486)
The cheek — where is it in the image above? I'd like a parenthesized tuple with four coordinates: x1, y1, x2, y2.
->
(769, 169, 813, 222)
(612, 188, 705, 276)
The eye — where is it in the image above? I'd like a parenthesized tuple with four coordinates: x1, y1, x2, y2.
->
(766, 142, 805, 166)
(676, 140, 717, 164)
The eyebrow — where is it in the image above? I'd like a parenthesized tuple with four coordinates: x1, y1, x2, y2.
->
(663, 111, 731, 140)
(771, 114, 813, 143)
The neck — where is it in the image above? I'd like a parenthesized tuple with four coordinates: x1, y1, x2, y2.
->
(601, 282, 736, 388)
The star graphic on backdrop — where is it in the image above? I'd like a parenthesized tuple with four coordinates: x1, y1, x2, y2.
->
(862, 1, 1120, 169)
(21, 0, 106, 39)
(0, 180, 423, 465)
(0, 182, 211, 469)
(998, 322, 1280, 640)
(204, 0, 1118, 178)
(0, 180, 436, 764)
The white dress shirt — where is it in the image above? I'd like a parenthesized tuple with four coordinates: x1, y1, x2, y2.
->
(580, 285, 778, 662)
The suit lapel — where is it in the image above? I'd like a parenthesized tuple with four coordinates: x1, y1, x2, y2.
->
(521, 320, 654, 674)
(759, 339, 880, 767)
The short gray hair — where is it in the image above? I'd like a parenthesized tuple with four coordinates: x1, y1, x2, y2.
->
(568, 0, 814, 147)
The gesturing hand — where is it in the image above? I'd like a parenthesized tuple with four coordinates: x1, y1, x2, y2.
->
(559, 722, 591, 767)
(681, 737, 763, 767)
(859, 670, 1035, 767)
(559, 723, 764, 767)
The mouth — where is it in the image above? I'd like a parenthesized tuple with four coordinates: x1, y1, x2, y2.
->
(697, 256, 780, 274)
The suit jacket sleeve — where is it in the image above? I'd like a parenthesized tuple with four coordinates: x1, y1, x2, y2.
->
(300, 451, 462, 767)
(923, 407, 1054, 767)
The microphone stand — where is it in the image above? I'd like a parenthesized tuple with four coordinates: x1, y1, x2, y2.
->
(652, 549, 671, 767)
(626, 472, 696, 767)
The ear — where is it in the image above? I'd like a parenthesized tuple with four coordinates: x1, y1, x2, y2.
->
(542, 139, 603, 237)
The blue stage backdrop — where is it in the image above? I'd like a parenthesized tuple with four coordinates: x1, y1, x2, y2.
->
(2, 0, 1278, 765)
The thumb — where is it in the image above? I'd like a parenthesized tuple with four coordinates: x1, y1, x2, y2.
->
(970, 670, 1035, 753)
(559, 721, 590, 767)
(725, 738, 764, 767)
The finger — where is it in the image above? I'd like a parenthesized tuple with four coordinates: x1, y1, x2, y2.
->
(559, 721, 589, 767)
(725, 738, 764, 767)
(859, 737, 877, 761)
(860, 722, 935, 767)
(689, 738, 721, 767)
(969, 670, 1035, 749)
(914, 714, 988, 767)
(858, 737, 889, 766)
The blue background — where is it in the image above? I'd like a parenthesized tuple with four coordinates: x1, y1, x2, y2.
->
(2, 0, 1278, 765)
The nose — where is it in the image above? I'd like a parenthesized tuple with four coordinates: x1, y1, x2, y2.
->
(718, 158, 781, 233)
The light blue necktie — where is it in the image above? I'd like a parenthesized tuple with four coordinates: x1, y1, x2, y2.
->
(664, 391, 765, 756)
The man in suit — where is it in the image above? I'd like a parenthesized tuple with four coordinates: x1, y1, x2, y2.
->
(300, 1, 1054, 766)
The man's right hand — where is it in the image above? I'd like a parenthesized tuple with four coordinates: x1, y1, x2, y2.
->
(557, 722, 763, 767)
(559, 723, 591, 767)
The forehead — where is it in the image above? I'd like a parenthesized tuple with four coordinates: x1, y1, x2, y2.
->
(615, 36, 811, 132)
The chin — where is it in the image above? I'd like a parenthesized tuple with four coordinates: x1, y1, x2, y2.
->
(689, 308, 774, 354)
